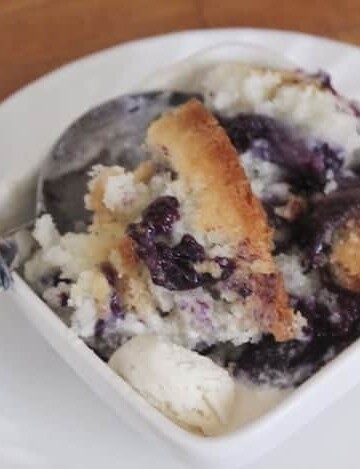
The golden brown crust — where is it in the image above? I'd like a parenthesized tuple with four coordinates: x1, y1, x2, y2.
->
(86, 161, 155, 228)
(147, 99, 295, 340)
(116, 236, 155, 316)
(272, 276, 296, 340)
(331, 219, 360, 293)
(86, 167, 122, 225)
(147, 99, 272, 248)
(118, 236, 139, 271)
(133, 160, 155, 184)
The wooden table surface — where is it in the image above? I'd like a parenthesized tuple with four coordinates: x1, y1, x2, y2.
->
(1, 0, 360, 102)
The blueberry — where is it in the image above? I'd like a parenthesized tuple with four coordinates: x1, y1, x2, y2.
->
(128, 197, 235, 291)
(142, 196, 180, 236)
(59, 292, 69, 307)
(215, 257, 236, 281)
(238, 285, 252, 298)
(313, 142, 343, 174)
(94, 319, 106, 338)
(172, 234, 206, 262)
(140, 238, 203, 291)
(299, 187, 360, 266)
(127, 196, 180, 247)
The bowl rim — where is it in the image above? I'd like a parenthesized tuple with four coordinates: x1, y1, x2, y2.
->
(4, 27, 360, 466)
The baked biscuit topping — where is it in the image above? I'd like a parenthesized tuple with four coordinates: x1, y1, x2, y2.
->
(147, 99, 295, 340)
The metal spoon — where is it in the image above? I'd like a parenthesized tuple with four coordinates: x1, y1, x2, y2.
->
(0, 90, 198, 290)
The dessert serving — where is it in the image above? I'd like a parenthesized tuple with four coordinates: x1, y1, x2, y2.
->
(20, 61, 360, 434)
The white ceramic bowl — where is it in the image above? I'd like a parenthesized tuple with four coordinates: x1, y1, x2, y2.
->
(2, 29, 360, 468)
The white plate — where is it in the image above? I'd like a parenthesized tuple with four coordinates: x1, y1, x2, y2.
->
(2, 29, 360, 469)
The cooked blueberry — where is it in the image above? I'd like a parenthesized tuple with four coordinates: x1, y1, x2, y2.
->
(137, 237, 234, 291)
(219, 113, 343, 189)
(127, 196, 180, 248)
(127, 221, 155, 247)
(141, 240, 202, 291)
(233, 335, 317, 387)
(232, 290, 360, 387)
(60, 292, 69, 307)
(238, 285, 252, 298)
(172, 234, 206, 262)
(334, 292, 360, 335)
(128, 198, 234, 291)
(215, 257, 236, 281)
(312, 142, 343, 174)
(142, 196, 180, 236)
(94, 319, 106, 338)
(299, 187, 360, 266)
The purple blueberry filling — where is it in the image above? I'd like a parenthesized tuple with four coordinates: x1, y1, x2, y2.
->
(123, 109, 360, 387)
(94, 318, 106, 338)
(59, 292, 69, 307)
(299, 187, 360, 267)
(233, 335, 326, 387)
(192, 107, 360, 387)
(238, 285, 253, 298)
(48, 92, 360, 387)
(227, 289, 360, 387)
(128, 196, 235, 291)
(141, 195, 180, 236)
(225, 180, 360, 387)
(219, 113, 343, 190)
(198, 288, 360, 388)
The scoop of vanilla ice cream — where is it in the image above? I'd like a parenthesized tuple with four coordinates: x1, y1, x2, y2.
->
(109, 335, 235, 436)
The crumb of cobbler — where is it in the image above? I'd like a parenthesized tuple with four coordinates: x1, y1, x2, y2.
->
(331, 219, 360, 293)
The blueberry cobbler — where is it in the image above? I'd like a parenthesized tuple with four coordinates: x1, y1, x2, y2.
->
(23, 63, 360, 432)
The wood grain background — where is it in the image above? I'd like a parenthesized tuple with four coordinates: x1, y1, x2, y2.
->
(1, 0, 360, 101)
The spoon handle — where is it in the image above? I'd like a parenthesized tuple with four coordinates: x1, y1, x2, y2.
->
(0, 238, 17, 291)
